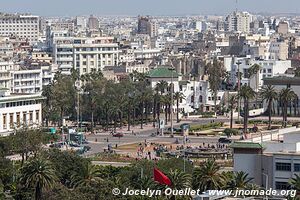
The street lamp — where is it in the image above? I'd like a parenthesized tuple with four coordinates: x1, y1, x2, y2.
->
(236, 61, 242, 122)
(168, 66, 175, 137)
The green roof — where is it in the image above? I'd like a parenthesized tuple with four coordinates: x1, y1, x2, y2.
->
(146, 67, 179, 78)
(230, 142, 263, 149)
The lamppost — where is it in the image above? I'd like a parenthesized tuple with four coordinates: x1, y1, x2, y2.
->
(236, 61, 242, 122)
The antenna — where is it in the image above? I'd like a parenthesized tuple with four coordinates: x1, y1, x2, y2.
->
(235, 0, 238, 12)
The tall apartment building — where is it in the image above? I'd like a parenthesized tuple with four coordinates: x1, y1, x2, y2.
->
(277, 21, 289, 35)
(137, 16, 157, 37)
(52, 36, 118, 75)
(226, 11, 251, 33)
(87, 15, 99, 30)
(0, 13, 39, 43)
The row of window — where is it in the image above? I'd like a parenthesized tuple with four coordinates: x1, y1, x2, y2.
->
(2, 110, 39, 129)
(275, 162, 300, 172)
(0, 100, 40, 108)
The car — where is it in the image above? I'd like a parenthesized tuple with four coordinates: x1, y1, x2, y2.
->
(218, 137, 232, 144)
(112, 133, 124, 137)
(83, 146, 91, 152)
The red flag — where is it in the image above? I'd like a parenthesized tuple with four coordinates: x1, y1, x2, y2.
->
(153, 168, 172, 186)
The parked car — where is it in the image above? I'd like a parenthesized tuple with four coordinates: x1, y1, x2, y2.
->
(218, 137, 232, 144)
(112, 133, 124, 137)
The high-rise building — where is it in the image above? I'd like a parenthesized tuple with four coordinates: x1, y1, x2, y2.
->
(226, 11, 251, 33)
(75, 16, 87, 30)
(0, 13, 39, 43)
(137, 16, 157, 37)
(52, 36, 119, 75)
(87, 15, 99, 30)
(277, 21, 289, 35)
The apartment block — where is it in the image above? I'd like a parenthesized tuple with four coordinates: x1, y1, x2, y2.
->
(0, 13, 39, 43)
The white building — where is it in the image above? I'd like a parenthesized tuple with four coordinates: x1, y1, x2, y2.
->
(232, 129, 300, 190)
(146, 67, 225, 114)
(0, 13, 39, 43)
(224, 57, 291, 91)
(226, 11, 252, 33)
(51, 36, 119, 75)
(0, 89, 43, 136)
(0, 61, 18, 90)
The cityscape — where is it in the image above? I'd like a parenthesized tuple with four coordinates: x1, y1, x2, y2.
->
(1, 0, 300, 199)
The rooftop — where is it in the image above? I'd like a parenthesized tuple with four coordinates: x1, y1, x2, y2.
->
(230, 142, 263, 149)
(146, 66, 179, 78)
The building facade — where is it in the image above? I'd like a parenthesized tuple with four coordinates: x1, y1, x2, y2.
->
(0, 90, 43, 135)
(0, 13, 39, 43)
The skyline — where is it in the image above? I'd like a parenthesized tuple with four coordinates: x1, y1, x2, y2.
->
(1, 0, 300, 16)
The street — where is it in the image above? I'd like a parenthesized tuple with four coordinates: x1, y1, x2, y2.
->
(84, 118, 229, 156)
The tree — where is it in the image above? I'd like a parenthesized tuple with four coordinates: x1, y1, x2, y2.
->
(229, 171, 253, 189)
(174, 92, 185, 123)
(207, 58, 226, 116)
(70, 162, 102, 188)
(260, 85, 278, 130)
(280, 88, 297, 128)
(167, 169, 191, 189)
(239, 85, 256, 133)
(20, 157, 57, 200)
(193, 159, 222, 191)
(248, 64, 261, 92)
(228, 95, 238, 129)
(12, 128, 47, 166)
(290, 174, 300, 191)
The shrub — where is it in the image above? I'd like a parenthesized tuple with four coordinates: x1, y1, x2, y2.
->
(190, 122, 223, 131)
(223, 128, 239, 137)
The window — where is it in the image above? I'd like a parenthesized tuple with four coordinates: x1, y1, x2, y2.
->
(2, 114, 6, 129)
(29, 112, 33, 124)
(16, 113, 20, 127)
(267, 69, 272, 73)
(294, 163, 300, 172)
(276, 162, 291, 171)
(275, 182, 290, 190)
(23, 113, 27, 124)
(9, 113, 13, 129)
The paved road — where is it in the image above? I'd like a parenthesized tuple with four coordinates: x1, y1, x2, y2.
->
(84, 118, 229, 156)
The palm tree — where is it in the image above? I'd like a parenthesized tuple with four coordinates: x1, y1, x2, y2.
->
(20, 158, 57, 200)
(248, 64, 261, 92)
(280, 88, 297, 128)
(229, 171, 253, 189)
(174, 92, 185, 123)
(260, 85, 278, 130)
(193, 159, 222, 192)
(239, 85, 256, 133)
(168, 169, 192, 189)
(70, 162, 102, 188)
(290, 174, 300, 192)
(228, 95, 237, 129)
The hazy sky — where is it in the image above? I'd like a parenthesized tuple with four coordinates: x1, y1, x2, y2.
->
(2, 0, 300, 16)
